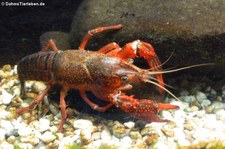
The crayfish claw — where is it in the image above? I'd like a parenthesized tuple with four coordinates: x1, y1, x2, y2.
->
(157, 103, 179, 110)
(115, 93, 179, 122)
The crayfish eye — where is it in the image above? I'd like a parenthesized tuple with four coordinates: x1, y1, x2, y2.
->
(121, 76, 129, 82)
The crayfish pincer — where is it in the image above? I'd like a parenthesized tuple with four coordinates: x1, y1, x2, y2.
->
(16, 24, 178, 132)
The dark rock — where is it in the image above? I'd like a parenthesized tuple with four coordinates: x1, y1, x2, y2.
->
(70, 0, 225, 75)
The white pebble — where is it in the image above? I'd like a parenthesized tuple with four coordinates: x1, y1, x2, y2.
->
(33, 81, 46, 92)
(215, 109, 225, 122)
(39, 131, 56, 143)
(201, 99, 211, 108)
(20, 135, 40, 145)
(211, 101, 224, 110)
(0, 110, 10, 119)
(58, 136, 79, 149)
(0, 120, 13, 131)
(177, 138, 191, 146)
(124, 121, 135, 129)
(0, 142, 14, 149)
(13, 65, 18, 75)
(80, 129, 92, 142)
(18, 127, 33, 137)
(210, 89, 217, 95)
(196, 91, 207, 102)
(182, 96, 195, 103)
(38, 118, 50, 132)
(121, 136, 132, 145)
(101, 128, 111, 143)
(73, 119, 93, 130)
(0, 129, 6, 142)
(25, 81, 33, 89)
(12, 86, 21, 96)
(1, 89, 14, 105)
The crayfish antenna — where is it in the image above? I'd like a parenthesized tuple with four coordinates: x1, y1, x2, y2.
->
(148, 63, 215, 75)
(146, 79, 181, 101)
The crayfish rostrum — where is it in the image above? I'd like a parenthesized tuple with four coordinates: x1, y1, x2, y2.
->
(16, 24, 179, 132)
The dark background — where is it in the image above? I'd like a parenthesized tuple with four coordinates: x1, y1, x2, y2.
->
(0, 0, 82, 66)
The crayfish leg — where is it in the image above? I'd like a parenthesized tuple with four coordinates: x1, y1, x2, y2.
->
(80, 90, 113, 112)
(41, 39, 59, 52)
(16, 84, 52, 114)
(57, 87, 68, 133)
(79, 24, 122, 50)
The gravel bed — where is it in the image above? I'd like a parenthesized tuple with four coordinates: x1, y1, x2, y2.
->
(0, 64, 225, 149)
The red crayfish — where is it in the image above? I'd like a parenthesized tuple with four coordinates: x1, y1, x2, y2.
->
(16, 24, 179, 132)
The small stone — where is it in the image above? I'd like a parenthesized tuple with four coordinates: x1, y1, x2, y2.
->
(196, 91, 207, 102)
(124, 121, 135, 129)
(2, 65, 12, 72)
(130, 131, 142, 140)
(16, 143, 33, 149)
(46, 140, 59, 149)
(73, 119, 93, 130)
(20, 135, 40, 145)
(0, 70, 4, 78)
(141, 126, 157, 136)
(0, 110, 10, 119)
(201, 99, 211, 108)
(121, 136, 132, 145)
(33, 81, 46, 92)
(0, 129, 6, 142)
(25, 81, 34, 89)
(101, 128, 111, 143)
(18, 127, 33, 137)
(190, 106, 199, 112)
(215, 109, 225, 121)
(205, 106, 213, 113)
(0, 142, 14, 149)
(5, 129, 18, 138)
(13, 65, 18, 75)
(11, 86, 20, 96)
(211, 101, 225, 112)
(0, 120, 13, 131)
(112, 122, 128, 138)
(216, 96, 222, 101)
(210, 89, 217, 95)
(1, 89, 14, 105)
(49, 103, 59, 116)
(161, 127, 174, 137)
(144, 134, 158, 146)
(40, 131, 56, 144)
(38, 118, 50, 132)
(91, 132, 101, 141)
(183, 123, 194, 131)
(182, 96, 196, 103)
(22, 112, 31, 119)
(80, 129, 92, 145)
(177, 138, 191, 147)
(7, 136, 16, 145)
(56, 133, 64, 140)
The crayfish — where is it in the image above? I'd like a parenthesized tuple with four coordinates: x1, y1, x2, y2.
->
(16, 24, 179, 132)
